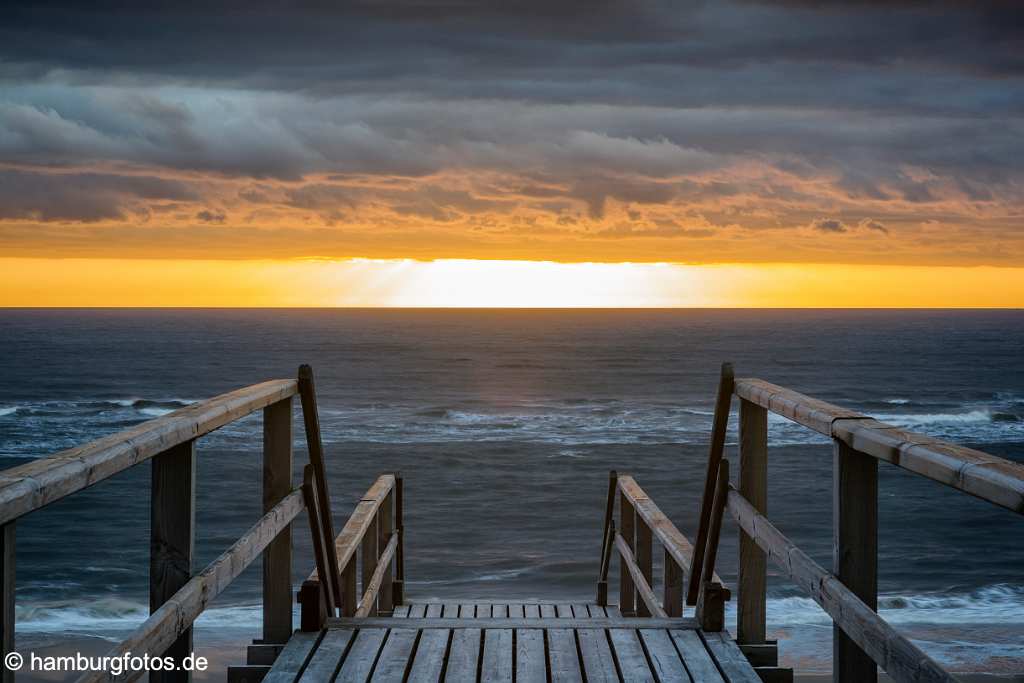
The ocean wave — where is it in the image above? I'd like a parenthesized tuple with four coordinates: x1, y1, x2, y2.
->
(0, 407, 19, 418)
(16, 599, 265, 635)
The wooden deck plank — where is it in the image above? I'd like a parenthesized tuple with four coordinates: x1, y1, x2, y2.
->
(606, 605, 623, 618)
(298, 630, 353, 682)
(515, 629, 546, 683)
(392, 605, 411, 617)
(406, 629, 450, 683)
(571, 604, 591, 619)
(263, 631, 321, 683)
(577, 629, 619, 683)
(556, 604, 573, 618)
(426, 603, 444, 618)
(700, 631, 763, 683)
(548, 629, 584, 683)
(481, 629, 513, 683)
(408, 604, 427, 618)
(538, 604, 555, 618)
(335, 629, 388, 683)
(669, 630, 726, 682)
(445, 628, 482, 682)
(609, 629, 656, 682)
(443, 603, 460, 618)
(639, 629, 692, 683)
(370, 629, 418, 682)
(459, 603, 478, 618)
(491, 604, 509, 618)
(508, 604, 525, 618)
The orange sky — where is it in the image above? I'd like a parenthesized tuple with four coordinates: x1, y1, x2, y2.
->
(3, 258, 1023, 307)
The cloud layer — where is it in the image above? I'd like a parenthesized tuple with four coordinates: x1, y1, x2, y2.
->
(1, 1, 1022, 264)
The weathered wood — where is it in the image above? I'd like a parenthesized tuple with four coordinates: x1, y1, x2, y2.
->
(738, 398, 767, 645)
(150, 440, 195, 683)
(701, 631, 763, 683)
(262, 630, 320, 683)
(355, 533, 399, 618)
(547, 629, 584, 682)
(297, 629, 351, 682)
(341, 557, 357, 617)
(669, 630, 725, 683)
(616, 532, 668, 618)
(81, 489, 304, 683)
(262, 398, 293, 644)
(639, 629, 691, 683)
(0, 379, 297, 527)
(335, 628, 387, 682)
(0, 523, 13, 683)
(689, 362, 734, 605)
(733, 379, 865, 437)
(619, 490, 636, 616)
(834, 439, 878, 683)
(636, 518, 654, 617)
(578, 628, 618, 682)
(378, 485, 394, 614)
(618, 476, 723, 585)
(664, 548, 683, 617)
(370, 628, 418, 681)
(445, 628, 481, 682)
(727, 488, 956, 683)
(832, 417, 1024, 514)
(608, 629, 655, 682)
(328, 616, 698, 629)
(515, 629, 545, 683)
(407, 628, 449, 683)
(696, 460, 730, 632)
(301, 465, 337, 620)
(360, 512, 379, 617)
(597, 470, 618, 605)
(246, 643, 284, 666)
(393, 474, 405, 605)
(481, 629, 513, 683)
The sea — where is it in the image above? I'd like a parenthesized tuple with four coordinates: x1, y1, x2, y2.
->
(1, 309, 1022, 677)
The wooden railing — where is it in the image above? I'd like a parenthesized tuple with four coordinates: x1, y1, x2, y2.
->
(596, 470, 731, 631)
(693, 363, 1024, 683)
(297, 470, 404, 630)
(0, 364, 338, 683)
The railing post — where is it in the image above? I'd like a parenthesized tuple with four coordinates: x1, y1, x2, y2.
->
(663, 551, 683, 617)
(262, 397, 293, 644)
(636, 520, 653, 617)
(361, 506, 379, 617)
(378, 481, 395, 614)
(597, 470, 617, 606)
(738, 398, 767, 645)
(150, 440, 196, 683)
(341, 558, 357, 617)
(393, 474, 404, 606)
(833, 439, 878, 683)
(1, 523, 13, 683)
(619, 488, 636, 617)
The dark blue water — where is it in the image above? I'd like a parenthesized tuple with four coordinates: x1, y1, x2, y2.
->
(1, 309, 1022, 672)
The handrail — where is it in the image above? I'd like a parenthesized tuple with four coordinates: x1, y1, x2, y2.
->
(613, 532, 667, 618)
(298, 472, 403, 628)
(735, 377, 1024, 513)
(0, 378, 299, 526)
(728, 487, 954, 683)
(77, 489, 306, 683)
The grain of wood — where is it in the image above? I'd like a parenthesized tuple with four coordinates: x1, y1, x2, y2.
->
(370, 629, 418, 682)
(577, 629, 618, 683)
(481, 629, 513, 683)
(262, 631, 321, 683)
(297, 629, 353, 683)
(638, 629, 692, 683)
(335, 629, 388, 682)
(262, 398, 293, 644)
(609, 629, 655, 682)
(547, 629, 583, 683)
(445, 628, 481, 682)
(406, 628, 450, 683)
(668, 630, 724, 683)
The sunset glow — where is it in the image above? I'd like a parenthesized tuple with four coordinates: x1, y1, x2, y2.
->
(3, 258, 1023, 308)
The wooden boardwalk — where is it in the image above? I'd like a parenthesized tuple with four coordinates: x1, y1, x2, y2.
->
(262, 602, 760, 682)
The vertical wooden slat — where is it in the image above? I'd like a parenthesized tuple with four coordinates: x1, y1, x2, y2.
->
(738, 398, 767, 644)
(341, 557, 358, 617)
(301, 464, 336, 623)
(394, 473, 404, 606)
(688, 362, 734, 606)
(834, 440, 878, 683)
(636, 520, 653, 617)
(150, 440, 195, 683)
(297, 364, 343, 606)
(361, 512, 379, 617)
(664, 549, 683, 617)
(0, 523, 13, 683)
(619, 490, 636, 617)
(696, 460, 730, 632)
(597, 470, 617, 606)
(379, 485, 394, 614)
(262, 397, 293, 644)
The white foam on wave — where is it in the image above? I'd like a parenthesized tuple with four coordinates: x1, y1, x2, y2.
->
(0, 407, 18, 417)
(16, 599, 265, 636)
(881, 409, 995, 427)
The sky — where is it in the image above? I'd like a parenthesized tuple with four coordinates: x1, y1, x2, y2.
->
(2, 1, 1023, 306)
